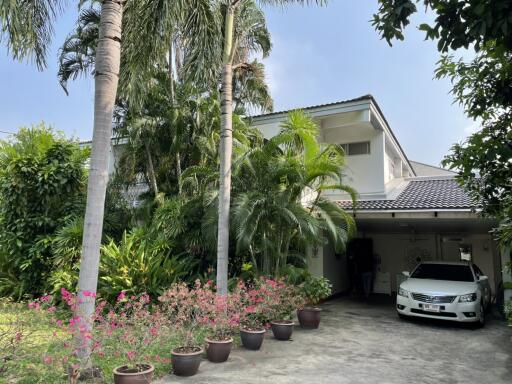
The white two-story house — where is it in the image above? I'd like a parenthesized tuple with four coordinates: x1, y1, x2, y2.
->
(251, 95, 510, 300)
(95, 94, 510, 302)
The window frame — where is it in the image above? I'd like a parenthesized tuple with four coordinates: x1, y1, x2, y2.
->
(340, 141, 371, 156)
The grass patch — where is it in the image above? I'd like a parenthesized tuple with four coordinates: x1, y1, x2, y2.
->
(0, 300, 217, 383)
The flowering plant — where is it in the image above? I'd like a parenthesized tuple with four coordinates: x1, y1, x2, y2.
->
(237, 280, 267, 330)
(93, 292, 165, 371)
(200, 285, 242, 341)
(251, 277, 300, 323)
(25, 290, 165, 379)
(158, 281, 205, 351)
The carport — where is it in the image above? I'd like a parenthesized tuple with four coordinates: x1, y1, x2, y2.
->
(309, 178, 510, 300)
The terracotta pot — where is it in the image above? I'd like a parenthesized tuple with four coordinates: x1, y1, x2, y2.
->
(171, 347, 203, 377)
(113, 364, 154, 384)
(240, 328, 265, 350)
(270, 320, 294, 341)
(205, 337, 233, 363)
(297, 307, 322, 329)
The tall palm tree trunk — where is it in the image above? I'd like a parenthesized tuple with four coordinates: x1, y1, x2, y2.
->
(76, 0, 123, 365)
(216, 5, 235, 296)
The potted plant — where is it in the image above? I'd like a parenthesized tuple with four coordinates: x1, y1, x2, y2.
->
(99, 293, 159, 384)
(201, 289, 240, 363)
(296, 275, 332, 329)
(29, 291, 160, 384)
(261, 278, 297, 341)
(159, 282, 204, 377)
(239, 283, 267, 350)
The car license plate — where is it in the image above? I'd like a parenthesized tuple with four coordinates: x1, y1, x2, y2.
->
(423, 304, 440, 312)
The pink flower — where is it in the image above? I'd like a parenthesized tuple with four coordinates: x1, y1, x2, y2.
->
(117, 292, 126, 302)
(40, 295, 52, 302)
(43, 356, 52, 365)
(47, 306, 56, 313)
(245, 305, 256, 313)
(126, 351, 136, 361)
(83, 291, 96, 298)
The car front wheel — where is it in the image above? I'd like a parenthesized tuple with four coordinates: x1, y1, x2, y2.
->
(475, 302, 486, 328)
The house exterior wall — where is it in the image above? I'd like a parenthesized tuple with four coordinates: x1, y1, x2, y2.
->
(322, 125, 386, 199)
(252, 112, 391, 199)
(384, 139, 404, 183)
(322, 242, 350, 294)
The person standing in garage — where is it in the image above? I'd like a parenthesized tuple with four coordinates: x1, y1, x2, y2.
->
(356, 245, 374, 299)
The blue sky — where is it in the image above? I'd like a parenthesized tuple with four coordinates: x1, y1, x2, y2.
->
(0, 2, 474, 166)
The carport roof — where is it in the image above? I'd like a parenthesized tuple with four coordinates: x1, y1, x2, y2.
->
(338, 178, 478, 211)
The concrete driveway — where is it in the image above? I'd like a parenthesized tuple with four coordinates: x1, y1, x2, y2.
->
(158, 296, 512, 384)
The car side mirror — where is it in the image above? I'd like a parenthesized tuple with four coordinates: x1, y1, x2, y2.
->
(478, 275, 488, 281)
(402, 271, 410, 277)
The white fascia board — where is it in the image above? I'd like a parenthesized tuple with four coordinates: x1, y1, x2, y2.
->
(250, 99, 373, 126)
(352, 210, 479, 220)
(354, 209, 475, 214)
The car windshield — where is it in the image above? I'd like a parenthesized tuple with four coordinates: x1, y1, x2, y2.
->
(411, 264, 474, 282)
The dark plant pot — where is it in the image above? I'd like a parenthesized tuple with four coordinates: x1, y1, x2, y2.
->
(205, 337, 233, 363)
(113, 364, 154, 384)
(171, 347, 203, 377)
(240, 328, 266, 350)
(297, 307, 322, 329)
(270, 321, 294, 341)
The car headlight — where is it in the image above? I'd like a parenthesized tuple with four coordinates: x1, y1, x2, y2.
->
(398, 287, 409, 298)
(459, 293, 477, 302)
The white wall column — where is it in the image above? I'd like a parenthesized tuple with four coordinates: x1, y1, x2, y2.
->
(307, 245, 324, 278)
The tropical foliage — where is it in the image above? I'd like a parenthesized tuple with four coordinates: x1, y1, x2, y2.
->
(0, 126, 134, 299)
(232, 111, 356, 275)
(0, 125, 88, 299)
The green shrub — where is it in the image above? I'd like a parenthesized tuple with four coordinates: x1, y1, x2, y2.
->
(299, 275, 332, 305)
(0, 125, 88, 299)
(98, 229, 197, 301)
(505, 300, 512, 326)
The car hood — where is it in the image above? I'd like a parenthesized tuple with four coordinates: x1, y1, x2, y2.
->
(401, 278, 477, 296)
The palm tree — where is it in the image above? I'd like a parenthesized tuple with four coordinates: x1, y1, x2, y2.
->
(0, 0, 66, 69)
(75, 0, 124, 366)
(214, 0, 325, 295)
(232, 111, 356, 276)
(1, 0, 125, 366)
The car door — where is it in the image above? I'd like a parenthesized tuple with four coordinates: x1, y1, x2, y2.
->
(473, 264, 491, 307)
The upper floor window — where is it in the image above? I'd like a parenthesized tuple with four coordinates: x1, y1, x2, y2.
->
(340, 141, 370, 156)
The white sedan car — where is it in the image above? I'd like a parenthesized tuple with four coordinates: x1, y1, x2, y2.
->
(396, 261, 491, 327)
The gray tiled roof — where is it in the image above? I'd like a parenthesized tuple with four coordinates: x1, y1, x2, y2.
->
(338, 178, 477, 211)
